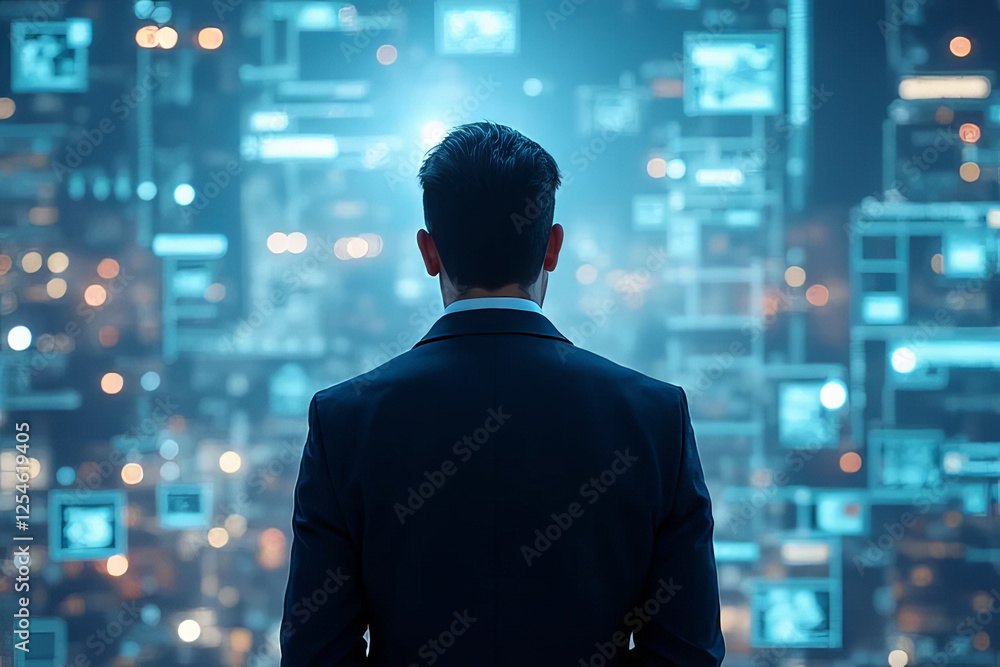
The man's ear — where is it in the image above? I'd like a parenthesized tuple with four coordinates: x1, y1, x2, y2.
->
(417, 229, 441, 277)
(543, 223, 564, 272)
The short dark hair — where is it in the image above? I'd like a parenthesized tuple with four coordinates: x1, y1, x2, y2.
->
(417, 121, 562, 291)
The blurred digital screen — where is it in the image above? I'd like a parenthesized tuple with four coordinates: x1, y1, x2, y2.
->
(633, 195, 669, 230)
(436, 1, 519, 55)
(778, 382, 838, 449)
(11, 19, 92, 93)
(941, 442, 1000, 477)
(815, 492, 867, 535)
(49, 490, 125, 561)
(62, 505, 115, 549)
(862, 294, 905, 324)
(158, 483, 214, 529)
(872, 430, 942, 488)
(752, 579, 841, 648)
(14, 618, 65, 667)
(943, 234, 988, 278)
(684, 32, 783, 115)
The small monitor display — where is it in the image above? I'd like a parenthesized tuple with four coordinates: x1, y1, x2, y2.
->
(684, 32, 783, 115)
(752, 579, 841, 648)
(435, 1, 519, 55)
(158, 483, 214, 529)
(48, 490, 126, 561)
(11, 19, 92, 93)
(778, 382, 838, 449)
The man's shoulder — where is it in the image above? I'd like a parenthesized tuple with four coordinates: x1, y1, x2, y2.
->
(559, 344, 686, 400)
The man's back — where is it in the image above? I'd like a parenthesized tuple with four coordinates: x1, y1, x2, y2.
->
(281, 307, 725, 665)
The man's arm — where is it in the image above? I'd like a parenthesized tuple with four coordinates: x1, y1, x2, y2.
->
(631, 387, 725, 666)
(280, 392, 368, 666)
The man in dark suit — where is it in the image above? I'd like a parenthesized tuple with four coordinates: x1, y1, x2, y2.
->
(281, 121, 725, 665)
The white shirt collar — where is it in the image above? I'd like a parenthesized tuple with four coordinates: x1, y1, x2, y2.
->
(444, 297, 543, 316)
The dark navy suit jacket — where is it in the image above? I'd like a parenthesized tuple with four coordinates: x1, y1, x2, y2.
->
(280, 307, 724, 666)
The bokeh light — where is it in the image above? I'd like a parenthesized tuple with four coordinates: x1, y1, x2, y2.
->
(949, 36, 971, 57)
(198, 27, 224, 49)
(220, 451, 242, 473)
(101, 372, 124, 394)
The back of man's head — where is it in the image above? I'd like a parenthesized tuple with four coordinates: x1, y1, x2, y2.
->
(418, 121, 562, 291)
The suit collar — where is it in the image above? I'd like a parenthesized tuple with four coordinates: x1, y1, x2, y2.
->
(414, 308, 573, 348)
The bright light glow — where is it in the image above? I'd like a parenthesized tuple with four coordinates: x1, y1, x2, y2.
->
(949, 36, 971, 57)
(160, 461, 180, 481)
(888, 649, 909, 667)
(839, 452, 862, 474)
(136, 26, 158, 48)
(695, 168, 745, 186)
(97, 258, 120, 279)
(258, 135, 339, 160)
(959, 123, 981, 143)
(898, 75, 991, 100)
(137, 181, 157, 200)
(101, 372, 124, 394)
(198, 27, 224, 49)
(891, 347, 917, 373)
(576, 264, 598, 285)
(665, 158, 686, 179)
(56, 466, 76, 485)
(346, 237, 370, 259)
(106, 554, 129, 577)
(152, 234, 228, 259)
(286, 232, 308, 254)
(174, 184, 196, 206)
(523, 78, 543, 97)
(646, 158, 668, 179)
(376, 44, 397, 65)
(150, 5, 172, 22)
(208, 527, 230, 548)
(121, 463, 144, 485)
(46, 278, 67, 299)
(141, 371, 160, 391)
(85, 284, 108, 306)
(820, 380, 848, 410)
(0, 98, 14, 121)
(421, 121, 448, 149)
(47, 252, 69, 273)
(267, 232, 288, 254)
(155, 26, 178, 49)
(220, 451, 242, 474)
(249, 111, 289, 132)
(134, 0, 154, 18)
(959, 162, 980, 182)
(21, 251, 42, 273)
(784, 266, 806, 287)
(178, 620, 201, 643)
(806, 284, 829, 306)
(7, 326, 32, 351)
(205, 282, 226, 302)
(160, 439, 179, 460)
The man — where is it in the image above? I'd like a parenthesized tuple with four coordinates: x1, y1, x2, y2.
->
(281, 121, 725, 665)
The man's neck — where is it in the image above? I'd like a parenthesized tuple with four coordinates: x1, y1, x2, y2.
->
(443, 285, 541, 310)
